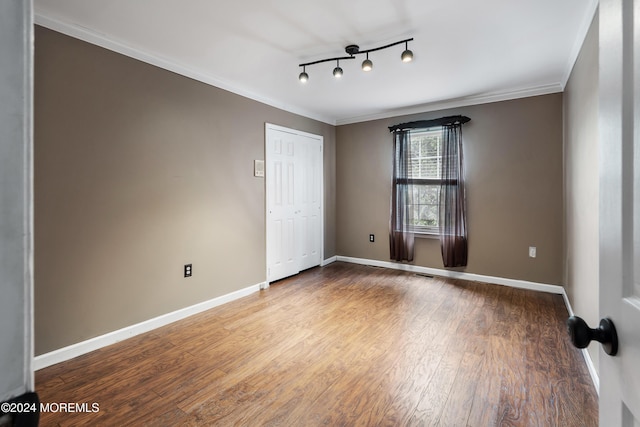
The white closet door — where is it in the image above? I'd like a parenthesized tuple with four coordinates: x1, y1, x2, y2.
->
(266, 128, 298, 282)
(297, 136, 322, 271)
(266, 125, 323, 283)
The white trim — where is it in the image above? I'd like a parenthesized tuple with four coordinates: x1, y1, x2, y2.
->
(585, 349, 600, 393)
(322, 256, 337, 266)
(264, 123, 324, 140)
(560, 0, 599, 89)
(336, 256, 564, 294)
(560, 288, 600, 394)
(34, 282, 264, 370)
(35, 12, 577, 128)
(335, 84, 563, 126)
(33, 13, 336, 126)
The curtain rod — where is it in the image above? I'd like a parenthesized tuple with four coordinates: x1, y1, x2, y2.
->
(388, 115, 471, 132)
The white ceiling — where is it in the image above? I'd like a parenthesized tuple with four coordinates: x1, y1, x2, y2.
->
(34, 0, 598, 125)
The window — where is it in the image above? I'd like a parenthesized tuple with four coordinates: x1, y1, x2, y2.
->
(390, 116, 468, 265)
(409, 129, 441, 234)
(398, 129, 453, 235)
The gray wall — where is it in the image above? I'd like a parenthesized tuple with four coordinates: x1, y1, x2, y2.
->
(336, 94, 564, 285)
(564, 13, 599, 373)
(0, 0, 34, 401)
(34, 27, 336, 355)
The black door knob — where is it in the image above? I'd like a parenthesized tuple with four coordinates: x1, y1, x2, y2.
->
(567, 316, 618, 356)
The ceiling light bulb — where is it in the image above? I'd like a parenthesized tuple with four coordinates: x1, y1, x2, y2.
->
(333, 66, 343, 78)
(362, 58, 373, 72)
(401, 49, 413, 62)
(299, 71, 309, 83)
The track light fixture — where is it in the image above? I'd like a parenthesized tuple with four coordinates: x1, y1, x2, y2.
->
(298, 37, 413, 82)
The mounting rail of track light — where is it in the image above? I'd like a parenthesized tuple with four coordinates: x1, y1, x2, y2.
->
(298, 37, 413, 82)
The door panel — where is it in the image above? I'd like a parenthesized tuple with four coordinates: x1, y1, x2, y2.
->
(266, 125, 323, 282)
(266, 131, 298, 282)
(599, 0, 640, 423)
(297, 137, 322, 271)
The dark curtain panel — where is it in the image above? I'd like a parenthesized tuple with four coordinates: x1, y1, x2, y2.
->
(390, 130, 415, 261)
(439, 124, 468, 267)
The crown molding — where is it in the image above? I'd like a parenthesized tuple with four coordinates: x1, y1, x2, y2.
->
(335, 83, 563, 126)
(34, 13, 337, 126)
(35, 8, 589, 128)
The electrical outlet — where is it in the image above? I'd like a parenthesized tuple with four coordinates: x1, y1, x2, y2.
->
(184, 264, 192, 277)
(369, 234, 375, 242)
(529, 247, 537, 258)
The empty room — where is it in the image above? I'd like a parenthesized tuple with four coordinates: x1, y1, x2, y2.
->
(2, 0, 639, 426)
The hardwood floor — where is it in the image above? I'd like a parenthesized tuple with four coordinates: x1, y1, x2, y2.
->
(35, 262, 598, 426)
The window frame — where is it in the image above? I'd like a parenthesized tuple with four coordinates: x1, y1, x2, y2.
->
(394, 128, 456, 236)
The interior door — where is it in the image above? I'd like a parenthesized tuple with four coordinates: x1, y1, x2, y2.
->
(266, 124, 323, 283)
(599, 0, 640, 423)
(266, 127, 298, 282)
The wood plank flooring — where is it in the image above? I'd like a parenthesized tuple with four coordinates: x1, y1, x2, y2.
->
(35, 262, 598, 426)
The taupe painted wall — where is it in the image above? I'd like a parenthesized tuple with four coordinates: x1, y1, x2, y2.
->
(336, 94, 564, 285)
(34, 27, 336, 355)
(564, 13, 599, 373)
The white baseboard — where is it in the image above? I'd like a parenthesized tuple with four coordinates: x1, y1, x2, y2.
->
(560, 288, 600, 394)
(336, 256, 564, 294)
(322, 256, 337, 266)
(35, 256, 601, 395)
(34, 282, 265, 370)
(582, 348, 599, 394)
